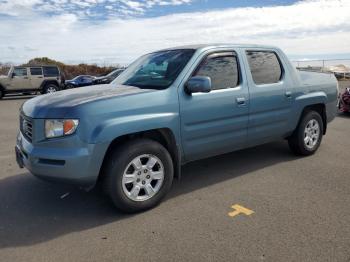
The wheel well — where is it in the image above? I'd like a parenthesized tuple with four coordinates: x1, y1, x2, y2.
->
(41, 80, 59, 90)
(301, 104, 327, 134)
(98, 128, 181, 183)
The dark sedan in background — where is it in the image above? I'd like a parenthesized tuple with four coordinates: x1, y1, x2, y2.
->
(65, 75, 95, 89)
(93, 68, 124, 85)
(338, 87, 350, 113)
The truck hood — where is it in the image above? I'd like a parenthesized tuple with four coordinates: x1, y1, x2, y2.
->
(22, 84, 153, 118)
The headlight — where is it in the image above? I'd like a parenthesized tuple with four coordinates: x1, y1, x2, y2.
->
(45, 119, 79, 138)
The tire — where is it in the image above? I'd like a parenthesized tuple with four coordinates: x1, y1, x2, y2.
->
(288, 110, 323, 156)
(0, 89, 3, 99)
(43, 84, 59, 94)
(66, 84, 75, 89)
(103, 139, 174, 213)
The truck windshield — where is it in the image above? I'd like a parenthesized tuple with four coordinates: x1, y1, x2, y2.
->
(112, 49, 195, 90)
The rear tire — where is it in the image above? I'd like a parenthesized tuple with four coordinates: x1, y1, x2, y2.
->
(288, 111, 323, 156)
(43, 84, 59, 94)
(103, 139, 174, 213)
(0, 89, 3, 99)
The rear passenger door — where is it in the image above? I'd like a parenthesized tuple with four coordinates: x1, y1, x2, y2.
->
(243, 49, 293, 146)
(29, 67, 44, 89)
(82, 76, 93, 86)
(179, 51, 249, 162)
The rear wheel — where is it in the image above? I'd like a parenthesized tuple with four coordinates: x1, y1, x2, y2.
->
(288, 111, 323, 156)
(0, 89, 3, 99)
(43, 84, 59, 94)
(103, 139, 174, 213)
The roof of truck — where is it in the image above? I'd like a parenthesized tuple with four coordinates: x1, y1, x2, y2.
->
(159, 43, 278, 51)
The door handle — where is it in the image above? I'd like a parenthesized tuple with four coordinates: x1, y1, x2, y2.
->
(236, 97, 246, 106)
(285, 91, 292, 98)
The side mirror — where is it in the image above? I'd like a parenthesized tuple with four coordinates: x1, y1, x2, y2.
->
(185, 76, 211, 94)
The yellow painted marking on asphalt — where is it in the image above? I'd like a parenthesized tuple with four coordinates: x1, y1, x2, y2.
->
(228, 204, 254, 217)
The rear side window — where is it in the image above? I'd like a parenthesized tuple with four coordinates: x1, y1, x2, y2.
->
(30, 67, 43, 75)
(194, 53, 239, 90)
(43, 67, 59, 77)
(246, 51, 282, 85)
(13, 68, 27, 77)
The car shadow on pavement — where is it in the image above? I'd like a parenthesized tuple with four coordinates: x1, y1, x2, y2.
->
(337, 112, 350, 119)
(0, 140, 298, 248)
(168, 140, 296, 199)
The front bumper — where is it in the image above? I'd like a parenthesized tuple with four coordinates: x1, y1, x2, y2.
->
(16, 132, 108, 187)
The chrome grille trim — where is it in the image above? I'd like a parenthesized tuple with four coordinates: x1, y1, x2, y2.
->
(20, 114, 33, 142)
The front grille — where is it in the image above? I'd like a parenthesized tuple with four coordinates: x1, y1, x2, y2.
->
(20, 115, 33, 142)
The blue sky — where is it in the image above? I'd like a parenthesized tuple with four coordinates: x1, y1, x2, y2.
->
(0, 0, 301, 20)
(122, 0, 298, 17)
(0, 0, 349, 64)
(1, 0, 300, 19)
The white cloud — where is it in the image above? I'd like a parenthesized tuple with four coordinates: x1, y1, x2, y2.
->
(0, 0, 195, 18)
(0, 0, 350, 64)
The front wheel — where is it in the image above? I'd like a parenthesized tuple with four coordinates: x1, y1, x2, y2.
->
(43, 84, 59, 94)
(65, 84, 75, 89)
(288, 111, 323, 156)
(103, 139, 174, 213)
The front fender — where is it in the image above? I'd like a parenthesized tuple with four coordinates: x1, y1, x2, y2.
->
(90, 112, 180, 144)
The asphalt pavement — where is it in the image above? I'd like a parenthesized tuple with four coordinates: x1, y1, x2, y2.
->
(0, 93, 349, 262)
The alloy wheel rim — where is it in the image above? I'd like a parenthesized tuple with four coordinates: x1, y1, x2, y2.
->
(304, 119, 320, 150)
(122, 154, 164, 202)
(47, 86, 57, 93)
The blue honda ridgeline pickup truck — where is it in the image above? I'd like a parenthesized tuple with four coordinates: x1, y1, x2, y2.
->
(16, 44, 338, 212)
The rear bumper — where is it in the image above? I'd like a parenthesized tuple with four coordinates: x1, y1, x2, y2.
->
(16, 132, 108, 187)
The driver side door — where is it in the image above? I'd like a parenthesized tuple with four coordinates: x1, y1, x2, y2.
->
(10, 67, 31, 90)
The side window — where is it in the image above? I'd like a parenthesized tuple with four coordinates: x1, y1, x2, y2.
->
(246, 51, 282, 85)
(43, 67, 59, 77)
(30, 67, 43, 76)
(194, 54, 239, 90)
(13, 68, 27, 77)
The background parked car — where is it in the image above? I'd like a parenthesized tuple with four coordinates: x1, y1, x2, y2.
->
(93, 68, 125, 85)
(0, 65, 62, 98)
(338, 87, 350, 113)
(65, 75, 95, 89)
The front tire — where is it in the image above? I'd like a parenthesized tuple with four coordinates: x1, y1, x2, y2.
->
(43, 84, 59, 94)
(103, 139, 174, 213)
(288, 111, 323, 156)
